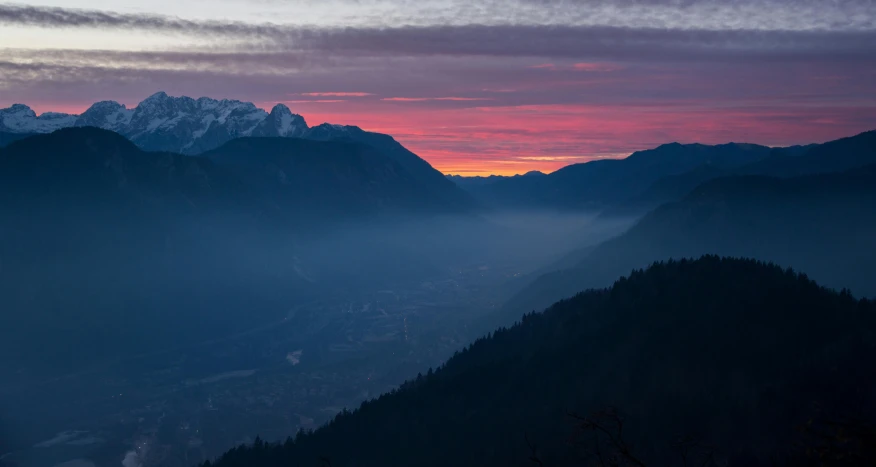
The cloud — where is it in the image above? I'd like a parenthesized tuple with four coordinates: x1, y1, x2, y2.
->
(572, 62, 622, 72)
(0, 48, 318, 74)
(0, 4, 277, 37)
(382, 97, 494, 102)
(285, 99, 347, 103)
(299, 92, 374, 97)
(529, 62, 622, 71)
(516, 155, 590, 161)
(2, 5, 875, 63)
(5, 1, 872, 31)
(301, 26, 876, 63)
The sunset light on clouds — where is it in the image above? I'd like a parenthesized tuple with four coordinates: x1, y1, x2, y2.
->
(2, 0, 875, 175)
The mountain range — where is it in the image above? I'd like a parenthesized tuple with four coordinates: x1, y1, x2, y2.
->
(2, 95, 472, 208)
(0, 93, 305, 154)
(0, 92, 470, 207)
(0, 127, 470, 225)
(606, 132, 876, 216)
(452, 132, 876, 214)
(445, 171, 545, 189)
(455, 141, 778, 210)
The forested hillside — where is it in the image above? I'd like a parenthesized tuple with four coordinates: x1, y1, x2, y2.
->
(203, 257, 876, 467)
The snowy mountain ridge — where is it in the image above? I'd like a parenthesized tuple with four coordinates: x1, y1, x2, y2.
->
(0, 92, 351, 154)
(0, 104, 77, 133)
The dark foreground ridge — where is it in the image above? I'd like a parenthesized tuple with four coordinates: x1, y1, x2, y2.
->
(202, 256, 876, 467)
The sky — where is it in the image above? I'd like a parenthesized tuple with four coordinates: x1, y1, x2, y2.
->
(1, 1, 875, 175)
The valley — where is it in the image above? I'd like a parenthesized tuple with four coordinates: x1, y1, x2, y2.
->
(1, 91, 874, 467)
(2, 259, 520, 467)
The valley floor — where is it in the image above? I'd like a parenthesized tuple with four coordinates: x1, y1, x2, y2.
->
(1, 260, 520, 467)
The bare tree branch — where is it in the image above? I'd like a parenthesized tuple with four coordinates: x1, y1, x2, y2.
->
(567, 408, 647, 467)
(525, 432, 546, 467)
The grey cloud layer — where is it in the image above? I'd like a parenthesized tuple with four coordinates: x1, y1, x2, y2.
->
(0, 4, 278, 36)
(219, 0, 876, 30)
(3, 50, 872, 108)
(2, 4, 875, 62)
(2, 1, 875, 32)
(290, 26, 876, 61)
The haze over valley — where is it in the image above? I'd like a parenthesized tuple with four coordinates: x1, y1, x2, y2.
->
(2, 1, 876, 466)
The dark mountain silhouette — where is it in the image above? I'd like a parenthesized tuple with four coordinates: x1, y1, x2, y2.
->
(458, 131, 874, 214)
(202, 137, 469, 222)
(504, 165, 876, 323)
(0, 131, 36, 147)
(606, 143, 814, 217)
(0, 128, 471, 223)
(741, 130, 876, 177)
(202, 257, 876, 467)
(0, 127, 251, 218)
(606, 132, 874, 218)
(462, 142, 774, 210)
(603, 164, 733, 217)
(0, 128, 285, 371)
(0, 128, 472, 372)
(304, 124, 474, 209)
(447, 171, 545, 189)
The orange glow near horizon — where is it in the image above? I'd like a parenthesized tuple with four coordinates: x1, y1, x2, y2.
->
(17, 98, 876, 176)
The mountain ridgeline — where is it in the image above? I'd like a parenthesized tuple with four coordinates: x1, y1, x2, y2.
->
(202, 137, 469, 221)
(0, 127, 472, 225)
(452, 131, 876, 214)
(458, 142, 776, 210)
(0, 92, 471, 208)
(202, 257, 876, 467)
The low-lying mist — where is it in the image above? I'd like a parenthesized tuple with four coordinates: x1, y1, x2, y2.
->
(0, 208, 635, 456)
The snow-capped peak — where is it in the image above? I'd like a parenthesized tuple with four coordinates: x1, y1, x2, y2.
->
(144, 91, 169, 102)
(274, 105, 306, 137)
(121, 92, 273, 153)
(75, 101, 134, 132)
(0, 104, 77, 133)
(251, 104, 308, 138)
(1, 92, 373, 154)
(3, 104, 37, 119)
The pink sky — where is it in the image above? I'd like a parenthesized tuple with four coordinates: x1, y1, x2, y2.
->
(23, 97, 876, 176)
(3, 2, 875, 175)
(10, 55, 876, 177)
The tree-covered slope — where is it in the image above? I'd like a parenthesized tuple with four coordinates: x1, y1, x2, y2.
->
(203, 257, 876, 467)
(0, 131, 36, 147)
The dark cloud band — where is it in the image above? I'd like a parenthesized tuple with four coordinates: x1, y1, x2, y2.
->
(1, 4, 875, 62)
